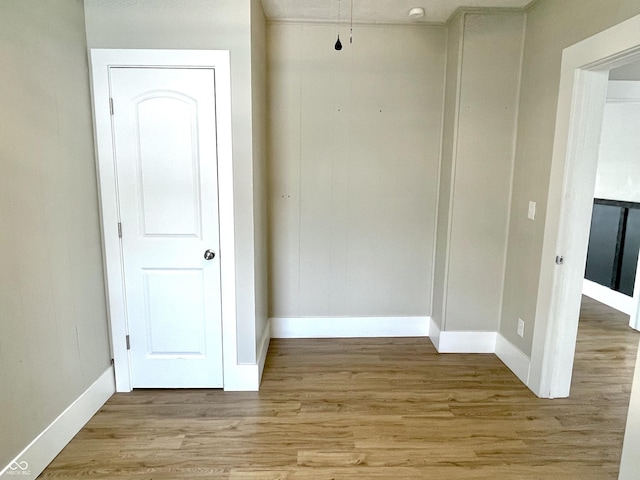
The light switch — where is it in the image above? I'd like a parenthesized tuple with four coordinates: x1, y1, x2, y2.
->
(517, 318, 525, 337)
(528, 201, 536, 220)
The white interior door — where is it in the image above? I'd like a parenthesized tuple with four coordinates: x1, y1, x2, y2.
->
(110, 67, 223, 388)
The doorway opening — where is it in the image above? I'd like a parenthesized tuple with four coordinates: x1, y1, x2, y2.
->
(582, 69, 640, 331)
(529, 14, 640, 398)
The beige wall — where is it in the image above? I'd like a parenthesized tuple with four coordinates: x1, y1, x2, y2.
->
(501, 0, 640, 355)
(0, 0, 111, 467)
(84, 0, 264, 364)
(251, 0, 270, 352)
(436, 11, 524, 332)
(432, 13, 463, 331)
(267, 23, 445, 319)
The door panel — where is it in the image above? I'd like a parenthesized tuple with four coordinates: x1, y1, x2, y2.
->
(110, 67, 223, 388)
(585, 203, 620, 288)
(137, 95, 201, 237)
(620, 208, 640, 296)
(143, 269, 206, 356)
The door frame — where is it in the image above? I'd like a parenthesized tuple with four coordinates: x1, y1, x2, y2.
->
(529, 14, 640, 398)
(89, 49, 237, 392)
(633, 250, 640, 331)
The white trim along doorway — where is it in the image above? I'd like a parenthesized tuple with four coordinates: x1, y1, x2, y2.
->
(529, 14, 640, 398)
(89, 49, 254, 391)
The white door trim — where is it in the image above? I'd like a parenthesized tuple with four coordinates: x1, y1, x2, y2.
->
(89, 49, 237, 392)
(529, 14, 640, 398)
(632, 248, 640, 331)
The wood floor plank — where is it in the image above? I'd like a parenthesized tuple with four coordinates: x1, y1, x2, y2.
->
(39, 296, 639, 479)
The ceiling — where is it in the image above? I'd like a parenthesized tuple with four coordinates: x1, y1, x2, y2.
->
(260, 0, 533, 24)
(610, 61, 640, 81)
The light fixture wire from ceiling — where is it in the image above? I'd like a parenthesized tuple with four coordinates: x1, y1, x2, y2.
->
(350, 0, 353, 44)
(335, 0, 342, 50)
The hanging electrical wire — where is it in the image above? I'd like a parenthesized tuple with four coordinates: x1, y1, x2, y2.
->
(350, 0, 353, 44)
(335, 0, 343, 50)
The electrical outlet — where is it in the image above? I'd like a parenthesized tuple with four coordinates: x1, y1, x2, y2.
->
(528, 201, 536, 220)
(517, 318, 525, 338)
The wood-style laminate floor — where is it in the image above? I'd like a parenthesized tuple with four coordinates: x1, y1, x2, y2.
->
(39, 297, 639, 479)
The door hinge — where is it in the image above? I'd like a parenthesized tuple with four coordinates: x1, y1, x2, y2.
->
(109, 97, 114, 115)
(118, 222, 122, 238)
(126, 335, 130, 350)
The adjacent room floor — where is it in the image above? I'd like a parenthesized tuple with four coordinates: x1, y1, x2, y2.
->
(39, 296, 639, 479)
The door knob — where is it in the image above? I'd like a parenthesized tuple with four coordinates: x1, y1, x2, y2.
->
(204, 249, 216, 260)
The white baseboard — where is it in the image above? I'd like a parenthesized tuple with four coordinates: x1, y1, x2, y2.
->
(223, 363, 261, 391)
(428, 318, 496, 353)
(0, 366, 115, 479)
(583, 279, 633, 314)
(428, 318, 441, 349)
(437, 331, 497, 353)
(429, 318, 442, 353)
(270, 316, 430, 338)
(495, 333, 531, 384)
(428, 318, 441, 350)
(222, 323, 271, 392)
(257, 319, 271, 383)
